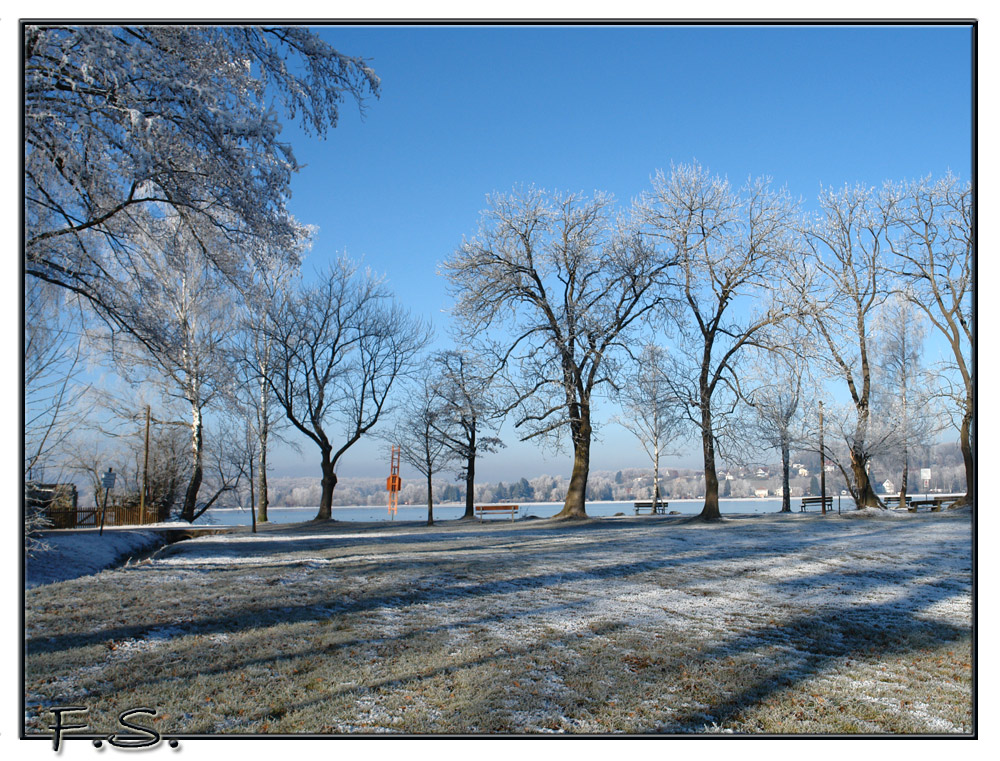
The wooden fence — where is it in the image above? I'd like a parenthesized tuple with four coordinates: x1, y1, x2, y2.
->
(45, 504, 162, 529)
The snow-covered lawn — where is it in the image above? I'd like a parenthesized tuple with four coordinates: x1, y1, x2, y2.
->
(26, 528, 169, 589)
(24, 509, 972, 735)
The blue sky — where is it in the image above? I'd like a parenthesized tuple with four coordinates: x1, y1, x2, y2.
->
(269, 23, 973, 482)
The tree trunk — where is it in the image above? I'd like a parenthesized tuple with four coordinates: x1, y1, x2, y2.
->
(180, 406, 204, 522)
(947, 406, 974, 508)
(697, 402, 721, 521)
(316, 449, 337, 520)
(257, 428, 269, 523)
(463, 459, 476, 519)
(249, 457, 257, 534)
(463, 428, 476, 519)
(849, 446, 882, 508)
(898, 372, 909, 507)
(555, 416, 592, 519)
(653, 444, 661, 511)
(899, 456, 909, 506)
(780, 438, 791, 513)
(426, 472, 434, 525)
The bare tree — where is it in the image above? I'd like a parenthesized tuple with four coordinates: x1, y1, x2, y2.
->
(744, 353, 806, 513)
(639, 163, 800, 521)
(430, 350, 504, 519)
(24, 279, 88, 479)
(613, 344, 687, 511)
(392, 380, 455, 525)
(88, 217, 237, 522)
(886, 174, 973, 507)
(231, 256, 299, 523)
(796, 183, 896, 508)
(874, 290, 941, 505)
(266, 259, 429, 520)
(443, 188, 674, 519)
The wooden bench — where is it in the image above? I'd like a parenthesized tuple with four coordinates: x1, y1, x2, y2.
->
(800, 496, 833, 512)
(884, 495, 912, 508)
(908, 495, 961, 512)
(634, 501, 668, 515)
(475, 504, 519, 522)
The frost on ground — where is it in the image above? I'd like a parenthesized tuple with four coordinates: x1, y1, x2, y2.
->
(23, 510, 972, 735)
(25, 529, 168, 589)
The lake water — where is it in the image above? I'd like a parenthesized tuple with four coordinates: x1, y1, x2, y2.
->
(192, 496, 857, 527)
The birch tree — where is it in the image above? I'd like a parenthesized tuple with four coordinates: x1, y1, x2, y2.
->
(267, 259, 429, 520)
(639, 163, 800, 521)
(797, 184, 891, 508)
(443, 188, 674, 519)
(25, 24, 378, 334)
(91, 216, 237, 522)
(886, 174, 973, 507)
(613, 344, 686, 510)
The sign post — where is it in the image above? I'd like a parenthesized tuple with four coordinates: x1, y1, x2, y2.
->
(920, 468, 932, 498)
(99, 468, 116, 536)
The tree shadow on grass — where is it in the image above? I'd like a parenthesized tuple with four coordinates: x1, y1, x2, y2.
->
(25, 514, 971, 733)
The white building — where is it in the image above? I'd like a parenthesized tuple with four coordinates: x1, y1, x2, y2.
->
(754, 488, 769, 498)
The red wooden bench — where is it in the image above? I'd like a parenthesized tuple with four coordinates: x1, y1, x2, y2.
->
(475, 504, 519, 522)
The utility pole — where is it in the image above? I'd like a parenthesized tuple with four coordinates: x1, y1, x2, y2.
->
(819, 401, 827, 515)
(140, 405, 151, 522)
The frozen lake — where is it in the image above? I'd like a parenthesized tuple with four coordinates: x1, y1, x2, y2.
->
(191, 496, 858, 526)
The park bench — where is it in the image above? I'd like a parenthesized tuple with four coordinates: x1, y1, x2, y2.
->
(475, 504, 519, 522)
(908, 495, 962, 512)
(800, 496, 833, 512)
(883, 495, 912, 508)
(634, 501, 668, 515)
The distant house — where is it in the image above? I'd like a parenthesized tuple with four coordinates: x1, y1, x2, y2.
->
(774, 486, 784, 497)
(882, 479, 895, 494)
(824, 464, 835, 473)
(754, 468, 769, 479)
(798, 467, 809, 477)
(754, 488, 769, 498)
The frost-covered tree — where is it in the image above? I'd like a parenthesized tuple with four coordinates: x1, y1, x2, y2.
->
(886, 174, 973, 507)
(230, 256, 299, 523)
(443, 188, 674, 519)
(266, 259, 429, 520)
(430, 350, 504, 519)
(613, 344, 686, 511)
(24, 24, 378, 334)
(797, 184, 892, 508)
(89, 215, 237, 522)
(639, 164, 800, 521)
(391, 380, 455, 526)
(24, 279, 88, 478)
(874, 291, 939, 505)
(744, 353, 806, 513)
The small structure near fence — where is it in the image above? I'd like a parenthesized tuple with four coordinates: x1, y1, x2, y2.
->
(25, 482, 78, 529)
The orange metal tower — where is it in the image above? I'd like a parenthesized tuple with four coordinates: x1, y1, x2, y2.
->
(386, 446, 401, 519)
